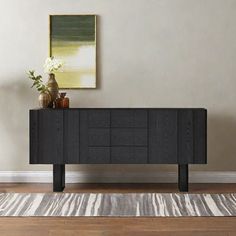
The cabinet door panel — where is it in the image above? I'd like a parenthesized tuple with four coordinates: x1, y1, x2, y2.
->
(38, 110, 64, 164)
(111, 128, 147, 146)
(178, 110, 194, 164)
(149, 110, 178, 163)
(111, 147, 147, 164)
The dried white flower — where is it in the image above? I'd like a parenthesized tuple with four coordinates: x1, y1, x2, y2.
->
(44, 57, 64, 74)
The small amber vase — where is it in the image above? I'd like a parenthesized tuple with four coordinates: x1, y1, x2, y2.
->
(55, 93, 69, 108)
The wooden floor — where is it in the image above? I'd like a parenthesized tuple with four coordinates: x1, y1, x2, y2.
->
(0, 183, 236, 236)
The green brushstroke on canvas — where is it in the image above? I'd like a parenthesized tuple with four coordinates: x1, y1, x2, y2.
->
(51, 15, 95, 42)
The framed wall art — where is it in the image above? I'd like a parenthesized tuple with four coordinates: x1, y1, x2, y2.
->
(49, 15, 96, 88)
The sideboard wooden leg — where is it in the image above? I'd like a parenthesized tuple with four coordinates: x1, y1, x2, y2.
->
(53, 164, 65, 192)
(178, 164, 188, 192)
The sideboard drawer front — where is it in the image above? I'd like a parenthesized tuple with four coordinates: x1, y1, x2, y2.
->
(88, 128, 110, 146)
(111, 147, 147, 164)
(111, 128, 147, 146)
(80, 147, 110, 164)
(111, 110, 147, 128)
(88, 110, 110, 128)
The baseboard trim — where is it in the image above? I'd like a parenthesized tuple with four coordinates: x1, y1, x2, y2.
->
(0, 171, 236, 183)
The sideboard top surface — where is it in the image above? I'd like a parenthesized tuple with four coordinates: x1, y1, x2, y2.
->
(30, 108, 207, 111)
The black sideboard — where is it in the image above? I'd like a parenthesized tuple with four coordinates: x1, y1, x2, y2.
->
(30, 108, 207, 192)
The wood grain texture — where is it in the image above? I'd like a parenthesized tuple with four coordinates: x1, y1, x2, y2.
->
(0, 183, 235, 236)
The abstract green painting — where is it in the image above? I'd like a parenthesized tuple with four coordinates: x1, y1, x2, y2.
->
(50, 15, 96, 88)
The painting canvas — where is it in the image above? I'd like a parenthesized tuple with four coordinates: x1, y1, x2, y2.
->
(50, 15, 96, 88)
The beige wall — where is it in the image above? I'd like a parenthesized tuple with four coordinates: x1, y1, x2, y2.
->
(0, 0, 236, 173)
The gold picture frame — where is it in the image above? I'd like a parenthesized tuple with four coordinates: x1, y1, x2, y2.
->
(49, 14, 96, 89)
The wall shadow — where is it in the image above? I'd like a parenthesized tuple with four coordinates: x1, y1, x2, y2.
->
(204, 113, 236, 171)
(0, 78, 36, 169)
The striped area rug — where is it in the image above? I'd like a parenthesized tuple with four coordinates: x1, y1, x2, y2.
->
(0, 193, 235, 217)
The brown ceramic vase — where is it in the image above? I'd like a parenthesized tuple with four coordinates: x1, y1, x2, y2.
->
(47, 73, 59, 107)
(38, 92, 51, 108)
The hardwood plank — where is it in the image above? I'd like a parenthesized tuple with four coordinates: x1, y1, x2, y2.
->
(1, 183, 236, 193)
(0, 230, 49, 236)
(48, 230, 230, 236)
(0, 217, 235, 232)
(49, 230, 106, 236)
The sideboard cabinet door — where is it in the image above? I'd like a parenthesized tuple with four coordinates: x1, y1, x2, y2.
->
(30, 109, 80, 164)
(149, 110, 178, 164)
(148, 109, 207, 164)
(30, 110, 63, 164)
